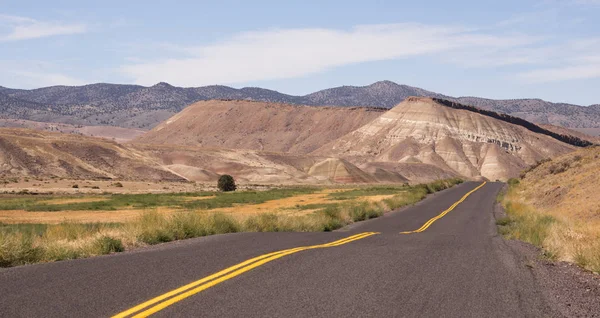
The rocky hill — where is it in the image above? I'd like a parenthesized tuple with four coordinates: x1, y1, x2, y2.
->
(1, 81, 598, 131)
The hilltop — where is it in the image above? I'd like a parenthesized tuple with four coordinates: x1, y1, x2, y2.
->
(1, 81, 599, 133)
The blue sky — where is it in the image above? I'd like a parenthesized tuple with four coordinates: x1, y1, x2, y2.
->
(1, 0, 599, 105)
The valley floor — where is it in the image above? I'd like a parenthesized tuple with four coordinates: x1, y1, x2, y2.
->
(0, 179, 461, 267)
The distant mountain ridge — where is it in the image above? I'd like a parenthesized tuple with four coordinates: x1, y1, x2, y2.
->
(0, 81, 598, 130)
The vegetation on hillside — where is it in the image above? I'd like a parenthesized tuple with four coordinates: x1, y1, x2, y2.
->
(433, 98, 594, 147)
(498, 147, 600, 273)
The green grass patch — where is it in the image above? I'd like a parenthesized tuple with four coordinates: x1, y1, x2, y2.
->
(0, 188, 316, 212)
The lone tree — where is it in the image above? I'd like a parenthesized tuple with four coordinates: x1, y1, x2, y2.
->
(217, 174, 237, 192)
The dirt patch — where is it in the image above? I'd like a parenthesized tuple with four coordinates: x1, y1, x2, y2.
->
(208, 190, 339, 217)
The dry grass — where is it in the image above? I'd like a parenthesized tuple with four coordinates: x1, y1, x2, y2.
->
(500, 146, 600, 273)
(0, 179, 463, 267)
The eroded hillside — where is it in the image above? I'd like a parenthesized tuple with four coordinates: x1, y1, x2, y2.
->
(0, 128, 183, 181)
(315, 97, 575, 181)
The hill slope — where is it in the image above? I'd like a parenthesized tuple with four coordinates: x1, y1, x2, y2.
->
(0, 128, 183, 181)
(1, 81, 598, 131)
(1, 128, 453, 184)
(135, 100, 385, 153)
(315, 97, 575, 181)
(503, 146, 600, 273)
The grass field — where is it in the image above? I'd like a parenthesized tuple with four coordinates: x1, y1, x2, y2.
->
(0, 178, 463, 267)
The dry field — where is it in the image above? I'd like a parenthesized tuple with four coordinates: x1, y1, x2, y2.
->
(0, 188, 392, 224)
(0, 179, 463, 267)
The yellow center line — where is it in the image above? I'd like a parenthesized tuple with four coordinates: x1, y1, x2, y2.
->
(113, 232, 379, 318)
(400, 182, 487, 234)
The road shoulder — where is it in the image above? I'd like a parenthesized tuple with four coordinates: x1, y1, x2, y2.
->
(493, 186, 600, 317)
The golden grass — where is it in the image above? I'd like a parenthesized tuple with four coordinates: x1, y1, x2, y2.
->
(0, 207, 180, 224)
(500, 146, 600, 273)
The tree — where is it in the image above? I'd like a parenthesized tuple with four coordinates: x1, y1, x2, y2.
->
(217, 175, 237, 192)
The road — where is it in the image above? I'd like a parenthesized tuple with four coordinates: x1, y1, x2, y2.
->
(0, 182, 555, 317)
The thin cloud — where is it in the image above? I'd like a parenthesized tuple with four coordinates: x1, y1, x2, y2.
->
(120, 23, 539, 87)
(0, 14, 86, 41)
(517, 64, 600, 82)
(9, 70, 86, 87)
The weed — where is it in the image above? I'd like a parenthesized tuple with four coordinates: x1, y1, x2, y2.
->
(496, 217, 512, 226)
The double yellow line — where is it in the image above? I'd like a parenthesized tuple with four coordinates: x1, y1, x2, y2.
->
(113, 232, 379, 318)
(400, 182, 487, 234)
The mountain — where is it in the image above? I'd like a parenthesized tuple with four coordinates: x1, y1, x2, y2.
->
(1, 81, 598, 131)
(304, 81, 446, 107)
(135, 98, 577, 181)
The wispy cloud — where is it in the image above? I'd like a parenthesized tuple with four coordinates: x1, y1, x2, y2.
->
(517, 64, 600, 82)
(0, 14, 86, 41)
(514, 38, 600, 82)
(10, 70, 85, 86)
(120, 23, 539, 86)
(0, 59, 86, 88)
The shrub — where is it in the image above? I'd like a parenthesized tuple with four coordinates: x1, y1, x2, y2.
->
(207, 213, 240, 234)
(113, 182, 124, 188)
(94, 236, 124, 254)
(507, 178, 520, 187)
(217, 175, 237, 192)
(0, 232, 41, 267)
(244, 214, 281, 232)
(72, 185, 79, 189)
(548, 161, 570, 174)
(136, 212, 174, 244)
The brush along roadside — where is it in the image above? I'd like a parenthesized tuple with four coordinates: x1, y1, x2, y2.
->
(0, 179, 463, 267)
(498, 179, 600, 274)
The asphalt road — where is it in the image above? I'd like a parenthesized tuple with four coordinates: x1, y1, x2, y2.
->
(0, 182, 555, 317)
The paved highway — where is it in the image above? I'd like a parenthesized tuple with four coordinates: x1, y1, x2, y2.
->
(0, 182, 555, 317)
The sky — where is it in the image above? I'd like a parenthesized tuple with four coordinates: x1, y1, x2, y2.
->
(0, 0, 599, 105)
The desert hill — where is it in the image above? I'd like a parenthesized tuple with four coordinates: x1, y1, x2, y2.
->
(0, 128, 184, 181)
(0, 127, 456, 184)
(0, 119, 145, 142)
(1, 81, 599, 133)
(314, 97, 576, 181)
(134, 97, 580, 181)
(135, 100, 385, 153)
